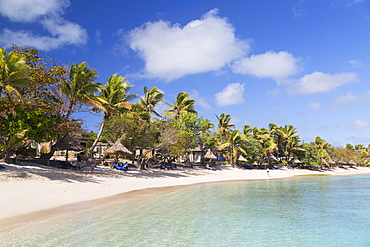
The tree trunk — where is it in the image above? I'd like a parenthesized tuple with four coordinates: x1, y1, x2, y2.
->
(137, 149, 155, 170)
(41, 148, 56, 165)
(88, 118, 105, 158)
(138, 160, 146, 170)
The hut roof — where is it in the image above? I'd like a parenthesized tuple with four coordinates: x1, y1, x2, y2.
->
(338, 158, 347, 165)
(264, 154, 278, 162)
(348, 159, 357, 166)
(290, 157, 302, 164)
(238, 155, 247, 162)
(53, 133, 84, 151)
(204, 149, 217, 159)
(104, 139, 132, 155)
(327, 159, 336, 164)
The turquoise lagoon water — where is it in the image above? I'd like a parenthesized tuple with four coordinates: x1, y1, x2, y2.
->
(1, 174, 370, 246)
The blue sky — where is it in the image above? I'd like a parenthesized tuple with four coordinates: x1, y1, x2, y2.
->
(1, 0, 370, 147)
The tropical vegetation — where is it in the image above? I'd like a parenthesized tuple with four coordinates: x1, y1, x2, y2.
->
(1, 47, 370, 168)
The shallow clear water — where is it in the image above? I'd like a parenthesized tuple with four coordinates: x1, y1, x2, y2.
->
(1, 175, 370, 246)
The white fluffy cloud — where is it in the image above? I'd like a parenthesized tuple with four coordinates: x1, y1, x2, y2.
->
(348, 120, 370, 130)
(288, 71, 358, 95)
(0, 0, 87, 51)
(231, 51, 300, 80)
(0, 0, 67, 22)
(215, 82, 245, 106)
(128, 9, 249, 81)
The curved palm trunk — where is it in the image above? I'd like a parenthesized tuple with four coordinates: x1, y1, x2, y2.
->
(89, 118, 106, 157)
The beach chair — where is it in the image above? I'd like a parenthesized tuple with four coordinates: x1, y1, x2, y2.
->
(158, 164, 172, 170)
(234, 164, 245, 169)
(204, 164, 216, 170)
(58, 161, 77, 170)
(112, 162, 128, 171)
(242, 164, 253, 170)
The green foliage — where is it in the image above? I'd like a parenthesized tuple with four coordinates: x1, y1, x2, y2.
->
(167, 112, 205, 155)
(216, 113, 235, 142)
(242, 136, 264, 162)
(0, 47, 86, 157)
(2, 46, 370, 165)
(88, 74, 138, 155)
(218, 129, 247, 164)
(345, 143, 354, 150)
(251, 127, 276, 158)
(299, 142, 322, 166)
(163, 91, 196, 118)
(0, 47, 28, 102)
(103, 115, 159, 151)
(61, 62, 100, 119)
(139, 86, 164, 118)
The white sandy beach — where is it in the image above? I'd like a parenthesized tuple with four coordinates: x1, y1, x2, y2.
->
(1, 161, 370, 228)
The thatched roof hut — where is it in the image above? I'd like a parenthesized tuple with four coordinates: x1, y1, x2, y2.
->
(52, 133, 84, 162)
(327, 159, 336, 165)
(53, 133, 84, 151)
(104, 139, 132, 156)
(348, 159, 357, 166)
(204, 149, 217, 160)
(238, 155, 247, 162)
(338, 158, 347, 165)
(264, 154, 278, 162)
(290, 157, 302, 164)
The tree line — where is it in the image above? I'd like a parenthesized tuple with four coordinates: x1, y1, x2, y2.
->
(1, 47, 369, 168)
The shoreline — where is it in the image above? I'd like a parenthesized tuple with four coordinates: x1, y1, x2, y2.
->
(1, 162, 370, 230)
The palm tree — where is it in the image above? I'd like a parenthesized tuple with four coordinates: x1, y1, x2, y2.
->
(0, 48, 28, 106)
(198, 119, 216, 153)
(40, 62, 99, 160)
(269, 123, 301, 161)
(315, 136, 330, 163)
(243, 125, 253, 136)
(279, 124, 300, 160)
(139, 86, 164, 118)
(219, 129, 247, 164)
(252, 127, 277, 159)
(60, 62, 100, 120)
(216, 113, 235, 139)
(163, 92, 196, 118)
(89, 74, 137, 155)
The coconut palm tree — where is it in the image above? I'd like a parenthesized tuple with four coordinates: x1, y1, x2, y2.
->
(269, 123, 301, 160)
(60, 62, 100, 120)
(89, 74, 137, 155)
(279, 124, 300, 160)
(0, 48, 28, 106)
(216, 113, 235, 140)
(40, 62, 99, 160)
(315, 136, 330, 163)
(218, 129, 247, 164)
(163, 92, 196, 118)
(139, 86, 164, 118)
(243, 125, 253, 136)
(252, 127, 277, 159)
